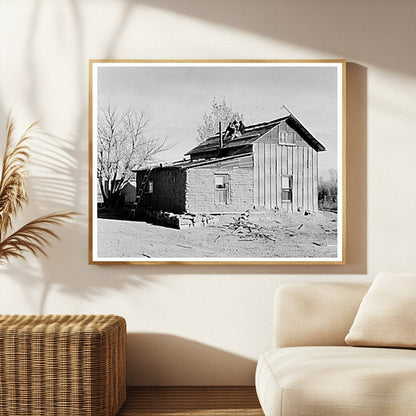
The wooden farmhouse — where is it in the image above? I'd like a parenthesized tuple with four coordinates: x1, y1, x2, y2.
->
(133, 114, 326, 215)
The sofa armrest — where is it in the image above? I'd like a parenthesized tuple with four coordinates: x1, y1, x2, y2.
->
(274, 282, 370, 348)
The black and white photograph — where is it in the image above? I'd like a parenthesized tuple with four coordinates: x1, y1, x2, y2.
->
(89, 60, 345, 264)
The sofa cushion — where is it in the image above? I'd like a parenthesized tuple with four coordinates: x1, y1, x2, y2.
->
(345, 272, 416, 348)
(274, 283, 370, 348)
(256, 346, 416, 416)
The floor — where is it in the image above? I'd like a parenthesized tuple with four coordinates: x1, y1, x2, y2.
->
(117, 386, 264, 416)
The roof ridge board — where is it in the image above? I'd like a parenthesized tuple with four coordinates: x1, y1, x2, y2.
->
(206, 115, 289, 140)
(189, 135, 259, 153)
(189, 132, 261, 153)
(244, 116, 288, 131)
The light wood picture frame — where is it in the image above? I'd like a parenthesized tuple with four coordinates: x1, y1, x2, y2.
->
(89, 60, 346, 265)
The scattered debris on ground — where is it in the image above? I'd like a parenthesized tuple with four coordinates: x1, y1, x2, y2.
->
(215, 211, 277, 242)
(213, 210, 329, 247)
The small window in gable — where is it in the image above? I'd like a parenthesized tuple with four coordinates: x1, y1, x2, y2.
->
(279, 128, 295, 145)
(279, 131, 288, 142)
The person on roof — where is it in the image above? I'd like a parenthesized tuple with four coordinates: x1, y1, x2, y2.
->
(223, 120, 237, 141)
(237, 120, 245, 135)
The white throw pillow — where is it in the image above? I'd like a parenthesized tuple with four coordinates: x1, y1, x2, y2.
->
(345, 272, 416, 348)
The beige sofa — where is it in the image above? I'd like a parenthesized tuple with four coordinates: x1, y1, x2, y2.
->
(255, 282, 416, 416)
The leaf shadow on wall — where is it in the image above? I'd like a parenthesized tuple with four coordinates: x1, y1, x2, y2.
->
(0, 0, 161, 313)
(126, 333, 257, 386)
(135, 0, 412, 76)
(0, 127, 158, 314)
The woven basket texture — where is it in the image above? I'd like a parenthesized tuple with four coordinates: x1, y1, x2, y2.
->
(0, 314, 126, 416)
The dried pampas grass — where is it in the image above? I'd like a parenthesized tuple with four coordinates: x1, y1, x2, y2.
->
(0, 117, 77, 264)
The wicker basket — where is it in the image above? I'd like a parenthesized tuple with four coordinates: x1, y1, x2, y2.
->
(0, 314, 126, 416)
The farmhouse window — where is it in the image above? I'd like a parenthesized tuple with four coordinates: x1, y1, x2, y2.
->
(282, 175, 293, 201)
(279, 130, 295, 145)
(145, 180, 153, 194)
(214, 174, 230, 204)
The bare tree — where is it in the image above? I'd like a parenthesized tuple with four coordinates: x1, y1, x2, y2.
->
(197, 98, 244, 143)
(97, 102, 168, 207)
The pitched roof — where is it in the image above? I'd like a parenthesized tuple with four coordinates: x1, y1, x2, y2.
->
(133, 153, 253, 172)
(186, 114, 326, 157)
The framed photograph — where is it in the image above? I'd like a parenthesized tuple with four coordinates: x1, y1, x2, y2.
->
(89, 60, 345, 265)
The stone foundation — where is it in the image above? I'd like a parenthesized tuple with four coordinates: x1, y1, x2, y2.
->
(138, 208, 219, 229)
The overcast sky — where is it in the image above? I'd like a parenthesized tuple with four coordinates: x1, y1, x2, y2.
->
(96, 63, 341, 177)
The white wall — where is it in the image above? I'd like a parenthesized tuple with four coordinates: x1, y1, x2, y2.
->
(0, 0, 415, 385)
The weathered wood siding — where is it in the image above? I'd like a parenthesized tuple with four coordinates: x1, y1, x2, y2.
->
(186, 155, 254, 213)
(135, 167, 187, 214)
(253, 121, 319, 212)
